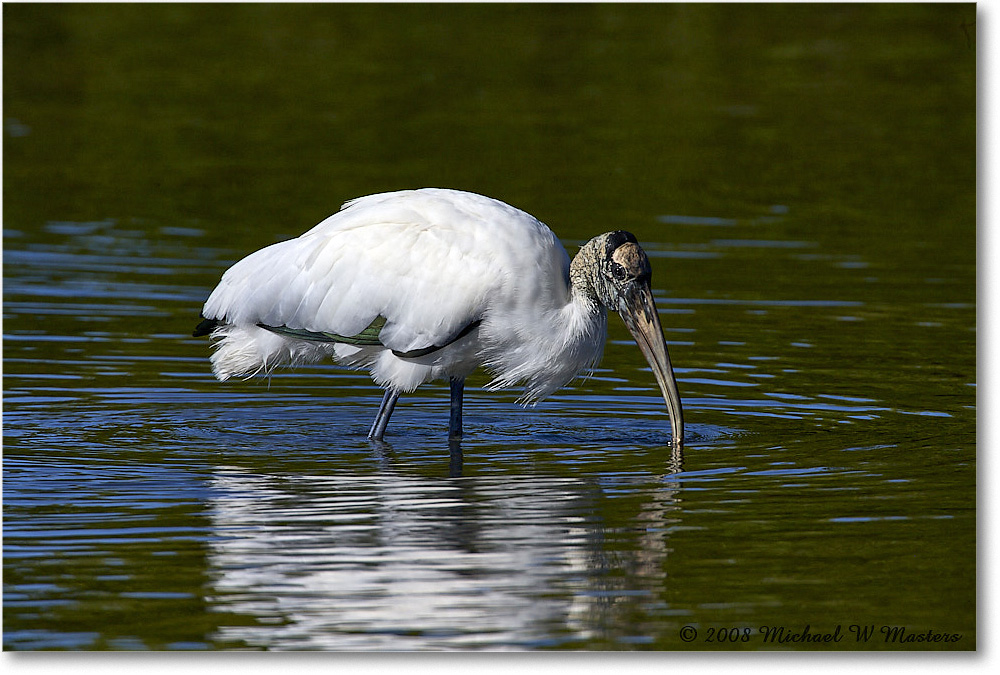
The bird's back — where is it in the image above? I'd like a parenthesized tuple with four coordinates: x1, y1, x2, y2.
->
(201, 189, 580, 389)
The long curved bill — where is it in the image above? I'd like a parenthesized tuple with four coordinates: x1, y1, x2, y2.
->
(617, 281, 684, 448)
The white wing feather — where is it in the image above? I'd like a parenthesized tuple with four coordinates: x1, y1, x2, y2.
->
(201, 189, 598, 395)
(205, 190, 549, 347)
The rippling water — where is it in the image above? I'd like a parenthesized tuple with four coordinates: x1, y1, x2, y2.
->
(3, 3, 975, 651)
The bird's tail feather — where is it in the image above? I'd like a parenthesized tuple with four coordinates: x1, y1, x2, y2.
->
(207, 324, 333, 381)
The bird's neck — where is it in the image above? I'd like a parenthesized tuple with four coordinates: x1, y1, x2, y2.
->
(480, 243, 608, 402)
(564, 241, 610, 357)
(568, 238, 605, 314)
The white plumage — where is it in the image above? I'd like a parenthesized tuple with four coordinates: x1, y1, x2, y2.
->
(196, 188, 683, 445)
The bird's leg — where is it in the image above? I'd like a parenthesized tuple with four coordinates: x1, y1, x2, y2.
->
(368, 388, 401, 441)
(448, 438, 463, 477)
(449, 376, 465, 439)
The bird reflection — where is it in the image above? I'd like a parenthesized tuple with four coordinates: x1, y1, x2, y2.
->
(205, 460, 685, 649)
(366, 437, 465, 478)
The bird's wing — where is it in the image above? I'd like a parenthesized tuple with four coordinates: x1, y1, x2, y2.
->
(202, 189, 561, 355)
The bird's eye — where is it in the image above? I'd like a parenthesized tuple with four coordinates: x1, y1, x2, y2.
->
(610, 263, 629, 282)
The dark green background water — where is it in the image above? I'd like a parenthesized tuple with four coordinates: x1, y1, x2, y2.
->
(3, 3, 976, 650)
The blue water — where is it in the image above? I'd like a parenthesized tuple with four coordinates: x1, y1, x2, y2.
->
(3, 3, 975, 650)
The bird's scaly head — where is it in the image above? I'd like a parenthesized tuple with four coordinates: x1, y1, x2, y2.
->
(570, 231, 650, 310)
(570, 231, 685, 448)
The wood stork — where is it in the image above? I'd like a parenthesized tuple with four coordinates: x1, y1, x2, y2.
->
(194, 188, 684, 447)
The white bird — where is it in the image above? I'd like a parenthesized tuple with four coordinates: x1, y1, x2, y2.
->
(194, 188, 684, 446)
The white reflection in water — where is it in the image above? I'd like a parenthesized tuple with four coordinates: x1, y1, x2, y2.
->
(205, 466, 680, 650)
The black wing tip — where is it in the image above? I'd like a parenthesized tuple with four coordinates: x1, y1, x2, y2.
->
(193, 317, 222, 337)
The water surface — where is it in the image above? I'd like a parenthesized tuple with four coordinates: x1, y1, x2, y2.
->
(3, 3, 976, 650)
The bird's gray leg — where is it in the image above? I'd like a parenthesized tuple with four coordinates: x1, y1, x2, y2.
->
(448, 439, 463, 477)
(449, 376, 465, 439)
(368, 388, 400, 441)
